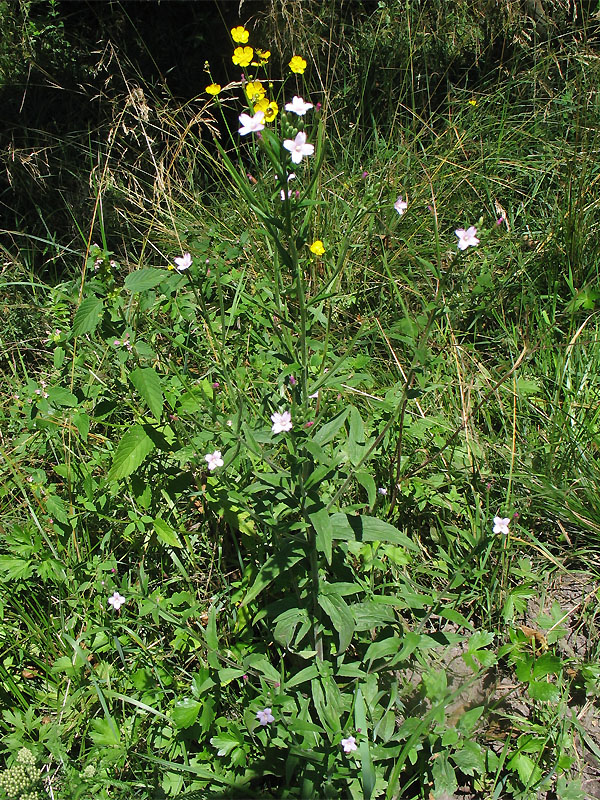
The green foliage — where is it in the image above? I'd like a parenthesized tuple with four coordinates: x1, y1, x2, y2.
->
(0, 3, 599, 799)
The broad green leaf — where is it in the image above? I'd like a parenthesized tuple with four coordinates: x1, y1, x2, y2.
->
(153, 517, 182, 549)
(72, 411, 90, 440)
(107, 424, 155, 481)
(47, 387, 78, 407)
(124, 268, 166, 293)
(451, 740, 485, 776)
(72, 296, 103, 336)
(312, 408, 350, 446)
(273, 607, 311, 648)
(355, 470, 376, 507)
(318, 592, 354, 653)
(205, 605, 219, 651)
(218, 667, 245, 685)
(508, 752, 542, 785)
(0, 557, 33, 581)
(365, 637, 401, 666)
(130, 367, 164, 421)
(330, 513, 418, 551)
(240, 542, 305, 607)
(531, 653, 561, 679)
(172, 698, 201, 729)
(309, 506, 333, 564)
(243, 655, 280, 684)
(528, 680, 560, 702)
(285, 665, 319, 688)
(432, 751, 457, 796)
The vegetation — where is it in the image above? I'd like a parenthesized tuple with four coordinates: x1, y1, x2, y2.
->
(1, 1, 600, 798)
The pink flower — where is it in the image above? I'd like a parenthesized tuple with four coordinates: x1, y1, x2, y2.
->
(283, 132, 314, 164)
(271, 410, 292, 434)
(174, 252, 192, 271)
(394, 196, 408, 215)
(108, 591, 126, 611)
(455, 226, 480, 250)
(284, 95, 314, 116)
(238, 111, 265, 135)
(493, 516, 510, 535)
(204, 450, 224, 471)
(256, 708, 275, 726)
(341, 735, 358, 753)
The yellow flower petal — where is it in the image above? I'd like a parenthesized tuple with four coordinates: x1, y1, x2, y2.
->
(245, 81, 266, 101)
(231, 26, 249, 44)
(232, 46, 254, 67)
(309, 240, 325, 256)
(205, 83, 221, 96)
(289, 55, 307, 75)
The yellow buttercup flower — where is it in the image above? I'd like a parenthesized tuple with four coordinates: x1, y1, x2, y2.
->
(231, 26, 249, 44)
(289, 55, 307, 74)
(255, 49, 271, 63)
(205, 83, 221, 96)
(468, 98, 477, 106)
(245, 81, 266, 101)
(255, 97, 278, 121)
(309, 240, 325, 256)
(232, 47, 254, 67)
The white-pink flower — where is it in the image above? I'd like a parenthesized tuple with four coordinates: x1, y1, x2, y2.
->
(239, 111, 265, 136)
(174, 252, 192, 271)
(493, 516, 510, 535)
(271, 410, 292, 434)
(256, 707, 275, 726)
(280, 172, 296, 201)
(455, 226, 480, 250)
(341, 735, 358, 754)
(283, 131, 314, 164)
(394, 196, 408, 215)
(108, 591, 126, 611)
(284, 95, 314, 116)
(205, 450, 224, 471)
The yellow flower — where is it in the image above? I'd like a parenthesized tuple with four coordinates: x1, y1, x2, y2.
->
(231, 26, 249, 44)
(289, 55, 307, 74)
(255, 49, 271, 63)
(205, 83, 221, 96)
(245, 81, 266, 101)
(232, 47, 254, 67)
(254, 98, 278, 121)
(468, 98, 477, 106)
(309, 240, 325, 256)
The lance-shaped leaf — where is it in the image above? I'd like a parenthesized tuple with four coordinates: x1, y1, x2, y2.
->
(130, 367, 164, 421)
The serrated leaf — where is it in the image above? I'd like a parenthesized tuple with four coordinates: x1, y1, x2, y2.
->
(130, 367, 164, 421)
(451, 740, 485, 776)
(72, 296, 103, 337)
(508, 752, 542, 785)
(107, 424, 155, 481)
(89, 718, 121, 746)
(153, 517, 182, 549)
(124, 268, 166, 293)
(432, 751, 457, 795)
(172, 698, 201, 729)
(210, 732, 242, 757)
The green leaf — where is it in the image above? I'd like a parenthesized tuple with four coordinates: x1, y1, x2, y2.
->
(0, 556, 33, 581)
(72, 296, 103, 337)
(432, 751, 457, 796)
(310, 506, 333, 565)
(312, 408, 350, 446)
(107, 424, 156, 481)
(72, 411, 90, 440)
(285, 665, 319, 688)
(355, 470, 376, 507)
(89, 718, 121, 746)
(130, 367, 164, 421)
(124, 268, 166, 293)
(318, 592, 354, 653)
(205, 605, 219, 652)
(331, 513, 418, 551)
(364, 637, 401, 666)
(451, 740, 485, 776)
(153, 517, 182, 549)
(508, 752, 542, 785)
(47, 387, 78, 407)
(172, 698, 202, 729)
(210, 731, 242, 757)
(531, 653, 561, 679)
(240, 542, 305, 608)
(528, 680, 560, 702)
